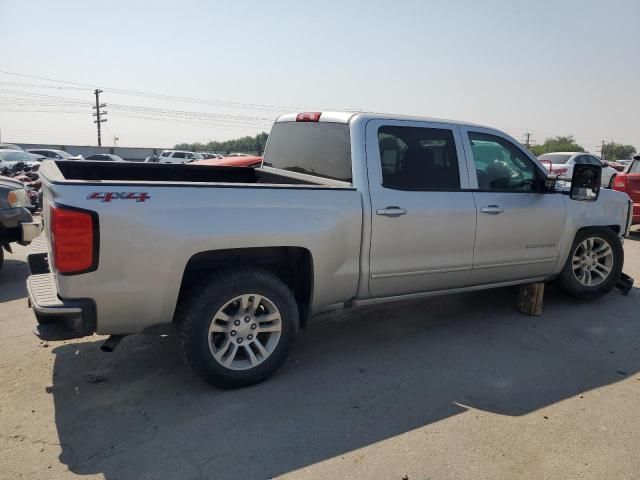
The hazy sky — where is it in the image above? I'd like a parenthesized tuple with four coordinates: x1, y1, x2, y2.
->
(1, 0, 638, 152)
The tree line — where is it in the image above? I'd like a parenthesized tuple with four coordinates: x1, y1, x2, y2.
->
(175, 132, 269, 155)
(529, 135, 636, 161)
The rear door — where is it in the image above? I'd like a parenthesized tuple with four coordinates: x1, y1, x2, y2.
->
(460, 127, 566, 285)
(366, 120, 477, 297)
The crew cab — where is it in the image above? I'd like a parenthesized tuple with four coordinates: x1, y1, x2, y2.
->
(26, 111, 634, 388)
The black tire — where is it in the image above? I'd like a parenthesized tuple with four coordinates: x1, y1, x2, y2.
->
(557, 228, 623, 299)
(0, 246, 3, 272)
(174, 268, 299, 389)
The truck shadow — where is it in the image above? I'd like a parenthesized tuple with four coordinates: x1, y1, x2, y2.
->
(49, 285, 640, 479)
(0, 256, 29, 302)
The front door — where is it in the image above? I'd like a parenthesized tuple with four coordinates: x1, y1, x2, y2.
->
(460, 127, 566, 285)
(366, 120, 477, 297)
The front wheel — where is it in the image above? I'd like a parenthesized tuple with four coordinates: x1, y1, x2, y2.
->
(557, 228, 623, 299)
(175, 268, 299, 388)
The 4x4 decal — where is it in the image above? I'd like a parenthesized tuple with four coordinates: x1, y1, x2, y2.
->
(87, 192, 151, 203)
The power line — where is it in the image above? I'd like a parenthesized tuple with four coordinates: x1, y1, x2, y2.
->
(0, 70, 306, 112)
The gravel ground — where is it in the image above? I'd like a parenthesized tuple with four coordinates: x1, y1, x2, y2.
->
(1, 229, 639, 480)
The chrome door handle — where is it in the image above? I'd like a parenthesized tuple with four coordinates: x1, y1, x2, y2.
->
(481, 205, 504, 214)
(376, 206, 407, 217)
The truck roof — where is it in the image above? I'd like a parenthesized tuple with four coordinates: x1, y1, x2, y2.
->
(275, 111, 488, 129)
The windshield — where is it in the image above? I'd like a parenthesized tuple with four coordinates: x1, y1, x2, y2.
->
(263, 122, 352, 182)
(0, 151, 34, 162)
(538, 153, 573, 164)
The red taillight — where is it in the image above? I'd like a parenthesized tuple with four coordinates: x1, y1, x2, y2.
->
(296, 112, 322, 122)
(51, 206, 95, 274)
(554, 167, 568, 176)
(613, 174, 627, 192)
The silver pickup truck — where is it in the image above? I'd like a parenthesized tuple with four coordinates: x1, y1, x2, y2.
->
(27, 111, 634, 388)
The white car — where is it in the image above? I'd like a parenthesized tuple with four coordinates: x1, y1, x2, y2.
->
(84, 154, 126, 162)
(158, 150, 204, 164)
(538, 152, 617, 188)
(0, 143, 25, 151)
(27, 149, 82, 160)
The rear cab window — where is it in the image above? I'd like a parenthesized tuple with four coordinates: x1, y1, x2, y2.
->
(263, 122, 352, 182)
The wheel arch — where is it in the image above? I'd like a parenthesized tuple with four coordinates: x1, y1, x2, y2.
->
(176, 246, 314, 328)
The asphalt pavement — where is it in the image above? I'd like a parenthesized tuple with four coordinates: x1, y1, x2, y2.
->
(1, 230, 640, 480)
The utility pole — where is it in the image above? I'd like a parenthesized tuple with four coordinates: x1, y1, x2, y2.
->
(92, 89, 107, 146)
(600, 140, 606, 161)
(523, 132, 533, 149)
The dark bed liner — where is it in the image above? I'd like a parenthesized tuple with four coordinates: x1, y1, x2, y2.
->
(54, 161, 316, 185)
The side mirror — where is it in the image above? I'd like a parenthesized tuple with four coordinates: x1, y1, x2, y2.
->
(570, 163, 601, 201)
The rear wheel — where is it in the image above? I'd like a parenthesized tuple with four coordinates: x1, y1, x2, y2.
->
(557, 228, 623, 299)
(175, 268, 299, 388)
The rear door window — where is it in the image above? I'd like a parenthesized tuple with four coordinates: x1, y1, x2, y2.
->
(377, 126, 460, 190)
(173, 152, 185, 159)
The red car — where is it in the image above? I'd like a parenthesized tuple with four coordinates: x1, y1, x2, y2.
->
(192, 155, 262, 168)
(612, 155, 640, 225)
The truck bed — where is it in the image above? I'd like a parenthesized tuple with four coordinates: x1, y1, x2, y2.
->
(52, 161, 339, 187)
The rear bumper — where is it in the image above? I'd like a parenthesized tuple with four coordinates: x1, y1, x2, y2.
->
(26, 237, 96, 341)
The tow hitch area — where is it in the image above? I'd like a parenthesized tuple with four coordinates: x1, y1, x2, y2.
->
(617, 273, 634, 296)
(101, 335, 126, 352)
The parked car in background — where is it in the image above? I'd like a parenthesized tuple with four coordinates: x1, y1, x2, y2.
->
(0, 143, 25, 151)
(27, 149, 82, 160)
(84, 154, 126, 162)
(612, 154, 640, 225)
(226, 153, 252, 157)
(192, 155, 262, 168)
(538, 152, 618, 188)
(198, 152, 224, 160)
(158, 150, 203, 164)
(615, 159, 632, 167)
(0, 150, 41, 169)
(0, 175, 38, 271)
(603, 160, 626, 172)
